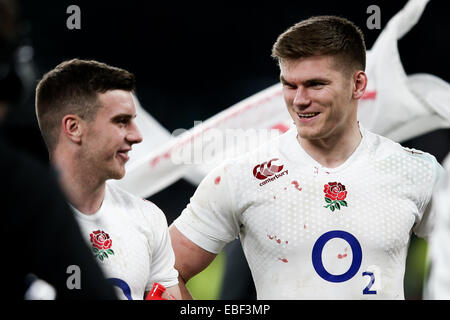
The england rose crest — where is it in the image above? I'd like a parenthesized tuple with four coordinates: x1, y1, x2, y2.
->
(90, 230, 115, 261)
(323, 182, 348, 212)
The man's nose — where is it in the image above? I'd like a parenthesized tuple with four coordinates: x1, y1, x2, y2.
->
(293, 87, 311, 107)
(127, 121, 143, 144)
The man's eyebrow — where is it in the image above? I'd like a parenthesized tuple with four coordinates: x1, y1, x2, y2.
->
(280, 75, 330, 85)
(280, 75, 293, 85)
(111, 113, 136, 121)
(303, 78, 330, 84)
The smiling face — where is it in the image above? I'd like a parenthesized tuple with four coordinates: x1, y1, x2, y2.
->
(280, 55, 361, 143)
(81, 90, 143, 181)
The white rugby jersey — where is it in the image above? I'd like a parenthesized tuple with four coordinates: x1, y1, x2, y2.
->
(424, 153, 450, 299)
(72, 182, 178, 300)
(174, 124, 443, 299)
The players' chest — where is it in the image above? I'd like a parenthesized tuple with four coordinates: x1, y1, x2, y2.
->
(238, 165, 417, 256)
(75, 213, 153, 269)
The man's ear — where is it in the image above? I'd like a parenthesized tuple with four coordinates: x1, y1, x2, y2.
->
(352, 71, 368, 100)
(61, 114, 83, 144)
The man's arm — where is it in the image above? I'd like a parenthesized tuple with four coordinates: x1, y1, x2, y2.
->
(165, 284, 182, 300)
(169, 225, 217, 300)
(144, 284, 182, 300)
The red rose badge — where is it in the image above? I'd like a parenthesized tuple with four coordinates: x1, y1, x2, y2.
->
(90, 230, 115, 261)
(323, 182, 348, 212)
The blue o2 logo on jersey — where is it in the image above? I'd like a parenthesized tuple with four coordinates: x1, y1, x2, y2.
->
(312, 230, 362, 283)
(108, 278, 133, 300)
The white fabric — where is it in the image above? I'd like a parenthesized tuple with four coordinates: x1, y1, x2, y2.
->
(424, 152, 450, 299)
(174, 125, 443, 299)
(114, 85, 289, 197)
(71, 182, 178, 300)
(357, 0, 450, 141)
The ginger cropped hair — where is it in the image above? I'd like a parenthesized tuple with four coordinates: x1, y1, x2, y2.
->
(272, 15, 366, 74)
(35, 58, 136, 153)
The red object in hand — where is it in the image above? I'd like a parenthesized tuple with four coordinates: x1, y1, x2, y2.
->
(145, 282, 167, 300)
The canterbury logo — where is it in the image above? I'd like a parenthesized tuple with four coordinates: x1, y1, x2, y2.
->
(253, 158, 284, 180)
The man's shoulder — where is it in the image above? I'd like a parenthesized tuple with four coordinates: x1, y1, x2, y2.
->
(106, 182, 164, 217)
(365, 129, 439, 174)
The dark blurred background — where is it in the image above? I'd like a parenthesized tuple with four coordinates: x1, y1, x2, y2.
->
(2, 0, 449, 299)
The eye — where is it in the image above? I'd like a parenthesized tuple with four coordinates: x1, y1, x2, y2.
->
(114, 117, 131, 126)
(308, 80, 326, 88)
(282, 82, 296, 89)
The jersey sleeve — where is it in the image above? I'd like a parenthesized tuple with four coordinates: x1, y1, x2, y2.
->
(173, 161, 241, 254)
(143, 202, 179, 291)
(413, 154, 446, 241)
(424, 154, 450, 299)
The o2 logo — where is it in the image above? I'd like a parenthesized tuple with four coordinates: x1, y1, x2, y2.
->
(108, 278, 133, 300)
(312, 230, 377, 295)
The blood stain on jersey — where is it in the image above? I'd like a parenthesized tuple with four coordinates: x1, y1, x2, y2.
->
(214, 176, 221, 185)
(278, 258, 288, 263)
(291, 180, 302, 191)
(267, 234, 288, 245)
(403, 147, 423, 155)
(267, 234, 278, 241)
(338, 247, 348, 259)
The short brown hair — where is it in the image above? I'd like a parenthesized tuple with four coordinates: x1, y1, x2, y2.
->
(35, 59, 135, 152)
(272, 16, 366, 74)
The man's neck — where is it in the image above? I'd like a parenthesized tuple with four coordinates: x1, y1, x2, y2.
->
(65, 177, 106, 215)
(298, 124, 362, 169)
(52, 151, 106, 215)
